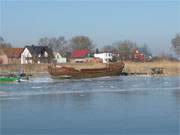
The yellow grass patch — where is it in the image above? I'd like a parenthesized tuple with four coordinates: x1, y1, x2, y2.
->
(124, 61, 180, 76)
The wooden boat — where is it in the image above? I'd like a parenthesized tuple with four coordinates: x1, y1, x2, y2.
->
(48, 62, 124, 79)
(0, 73, 28, 83)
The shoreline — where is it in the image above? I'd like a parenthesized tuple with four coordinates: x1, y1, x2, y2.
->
(123, 61, 180, 76)
(0, 61, 179, 77)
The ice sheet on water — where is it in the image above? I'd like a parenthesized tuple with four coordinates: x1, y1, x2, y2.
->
(0, 76, 179, 99)
(31, 86, 42, 89)
(1, 86, 180, 100)
(29, 76, 54, 83)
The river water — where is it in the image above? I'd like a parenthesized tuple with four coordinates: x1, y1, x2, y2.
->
(0, 75, 179, 135)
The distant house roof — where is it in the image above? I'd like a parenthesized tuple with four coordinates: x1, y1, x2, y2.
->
(71, 49, 90, 58)
(25, 45, 53, 57)
(2, 48, 24, 58)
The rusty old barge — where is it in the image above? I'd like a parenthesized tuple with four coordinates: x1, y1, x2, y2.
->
(48, 62, 125, 79)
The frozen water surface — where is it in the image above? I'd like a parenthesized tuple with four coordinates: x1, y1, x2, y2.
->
(0, 76, 179, 135)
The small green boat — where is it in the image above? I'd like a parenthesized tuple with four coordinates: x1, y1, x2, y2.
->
(0, 77, 18, 82)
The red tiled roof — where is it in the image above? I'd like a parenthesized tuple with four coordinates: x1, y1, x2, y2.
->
(71, 49, 90, 58)
(3, 48, 24, 58)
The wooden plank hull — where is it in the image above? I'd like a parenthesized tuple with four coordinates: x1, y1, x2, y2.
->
(48, 62, 124, 79)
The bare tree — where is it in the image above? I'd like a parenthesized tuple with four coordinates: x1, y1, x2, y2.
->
(114, 40, 137, 59)
(38, 36, 68, 56)
(69, 36, 95, 51)
(101, 45, 117, 52)
(0, 37, 4, 43)
(171, 34, 180, 56)
(0, 37, 12, 48)
(138, 44, 152, 56)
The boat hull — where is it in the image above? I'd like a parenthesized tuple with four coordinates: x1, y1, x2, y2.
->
(0, 77, 17, 82)
(48, 62, 124, 79)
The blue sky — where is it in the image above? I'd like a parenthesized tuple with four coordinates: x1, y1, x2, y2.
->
(0, 0, 179, 55)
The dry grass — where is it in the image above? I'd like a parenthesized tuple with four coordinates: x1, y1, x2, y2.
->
(0, 61, 179, 76)
(124, 60, 180, 76)
(0, 64, 49, 74)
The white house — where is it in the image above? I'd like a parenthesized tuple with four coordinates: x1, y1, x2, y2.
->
(53, 52, 67, 63)
(21, 48, 33, 64)
(21, 45, 53, 64)
(94, 53, 113, 63)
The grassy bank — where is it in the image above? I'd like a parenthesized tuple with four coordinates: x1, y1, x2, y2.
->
(0, 61, 179, 76)
(0, 64, 49, 75)
(123, 61, 180, 76)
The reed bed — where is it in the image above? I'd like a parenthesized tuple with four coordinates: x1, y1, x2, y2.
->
(124, 60, 180, 76)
